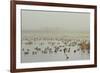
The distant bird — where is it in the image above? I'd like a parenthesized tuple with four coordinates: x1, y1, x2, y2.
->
(34, 47, 41, 51)
(63, 48, 67, 54)
(32, 51, 37, 55)
(77, 48, 80, 51)
(65, 54, 69, 60)
(24, 52, 29, 55)
(25, 41, 33, 45)
(54, 47, 60, 53)
(67, 48, 70, 52)
(42, 50, 47, 54)
(74, 50, 76, 53)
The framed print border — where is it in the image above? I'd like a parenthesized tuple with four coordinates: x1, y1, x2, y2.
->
(10, 0, 97, 73)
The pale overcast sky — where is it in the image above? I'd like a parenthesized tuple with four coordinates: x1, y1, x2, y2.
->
(21, 10, 90, 33)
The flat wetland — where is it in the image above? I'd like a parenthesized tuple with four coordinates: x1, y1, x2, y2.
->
(21, 32, 90, 63)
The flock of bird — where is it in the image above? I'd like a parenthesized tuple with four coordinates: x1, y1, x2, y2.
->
(21, 37, 90, 60)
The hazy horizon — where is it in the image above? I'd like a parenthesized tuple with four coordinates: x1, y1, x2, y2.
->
(21, 10, 90, 33)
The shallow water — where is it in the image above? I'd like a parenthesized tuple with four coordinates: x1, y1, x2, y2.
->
(21, 32, 90, 63)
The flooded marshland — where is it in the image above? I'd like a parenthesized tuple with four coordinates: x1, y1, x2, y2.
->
(21, 32, 90, 63)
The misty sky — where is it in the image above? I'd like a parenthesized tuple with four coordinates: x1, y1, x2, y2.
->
(21, 10, 90, 32)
